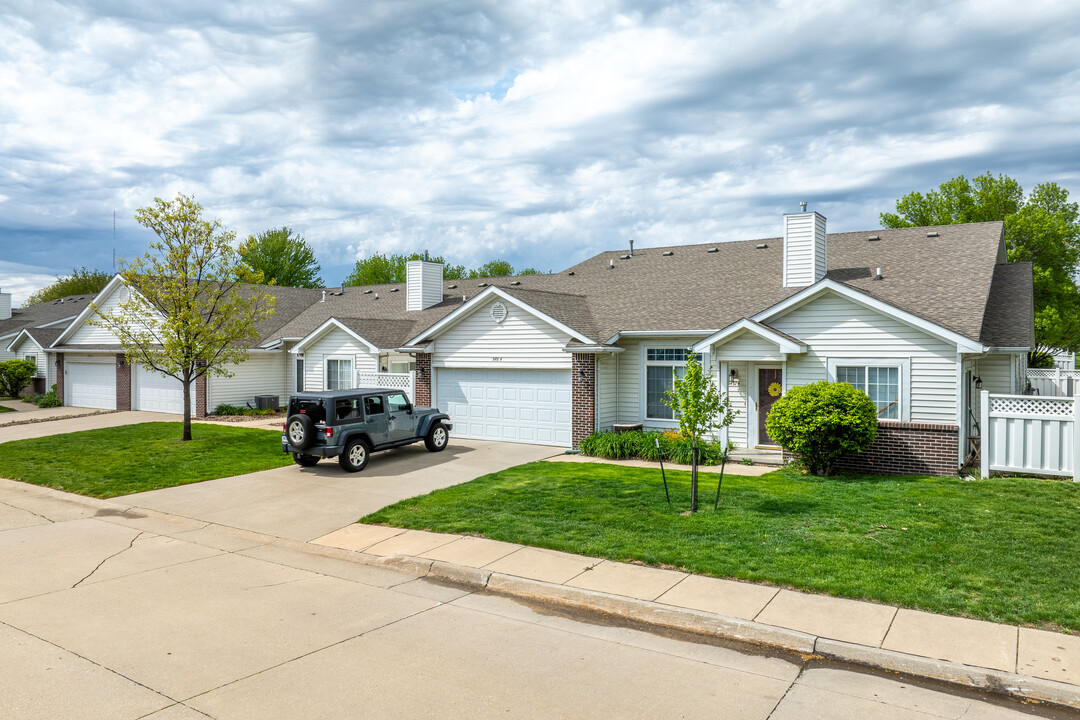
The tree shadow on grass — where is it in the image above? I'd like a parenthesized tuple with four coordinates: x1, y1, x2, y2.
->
(751, 498, 822, 516)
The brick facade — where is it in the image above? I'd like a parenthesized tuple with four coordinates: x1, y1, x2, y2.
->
(115, 354, 131, 410)
(415, 353, 432, 406)
(571, 353, 596, 448)
(831, 421, 960, 477)
(194, 361, 208, 418)
(55, 354, 64, 404)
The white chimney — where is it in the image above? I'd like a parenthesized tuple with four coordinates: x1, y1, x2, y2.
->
(406, 260, 444, 311)
(0, 288, 10, 320)
(782, 208, 827, 287)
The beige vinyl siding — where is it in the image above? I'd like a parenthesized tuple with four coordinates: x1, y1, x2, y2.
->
(68, 285, 162, 344)
(769, 293, 958, 424)
(612, 336, 709, 425)
(432, 298, 571, 369)
(975, 354, 1014, 394)
(595, 354, 617, 430)
(713, 332, 785, 362)
(208, 353, 287, 409)
(302, 327, 378, 390)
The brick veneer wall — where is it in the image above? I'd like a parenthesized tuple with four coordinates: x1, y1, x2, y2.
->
(571, 354, 595, 448)
(115, 355, 131, 410)
(56, 354, 64, 404)
(831, 422, 960, 477)
(195, 361, 208, 418)
(415, 353, 431, 406)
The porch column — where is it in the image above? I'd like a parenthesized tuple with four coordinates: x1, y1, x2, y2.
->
(115, 354, 132, 410)
(572, 353, 595, 448)
(195, 360, 208, 418)
(56, 354, 65, 405)
(415, 353, 432, 406)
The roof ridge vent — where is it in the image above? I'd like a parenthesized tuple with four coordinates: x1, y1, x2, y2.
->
(926, 231, 940, 238)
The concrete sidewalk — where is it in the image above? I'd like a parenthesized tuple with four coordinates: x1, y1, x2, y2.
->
(313, 523, 1080, 709)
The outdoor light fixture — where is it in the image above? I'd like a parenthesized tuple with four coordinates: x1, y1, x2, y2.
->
(974, 376, 983, 390)
(417, 367, 424, 377)
(577, 369, 586, 382)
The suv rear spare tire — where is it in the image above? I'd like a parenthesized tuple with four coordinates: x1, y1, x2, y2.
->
(339, 437, 371, 472)
(286, 414, 317, 450)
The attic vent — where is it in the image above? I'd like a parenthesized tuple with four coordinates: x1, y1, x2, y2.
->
(867, 235, 880, 241)
(620, 255, 630, 260)
(510, 280, 520, 286)
(568, 271, 575, 276)
(363, 289, 373, 294)
(478, 282, 488, 288)
(707, 248, 719, 253)
(662, 251, 674, 256)
(448, 284, 457, 289)
(390, 287, 399, 292)
(926, 231, 940, 238)
(490, 302, 508, 323)
(374, 293, 379, 300)
(756, 243, 768, 249)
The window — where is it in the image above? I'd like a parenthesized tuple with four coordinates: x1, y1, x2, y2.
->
(363, 395, 384, 416)
(387, 392, 409, 413)
(645, 348, 701, 420)
(389, 360, 415, 374)
(326, 357, 353, 390)
(295, 358, 304, 392)
(836, 365, 900, 419)
(335, 397, 361, 421)
(24, 355, 35, 366)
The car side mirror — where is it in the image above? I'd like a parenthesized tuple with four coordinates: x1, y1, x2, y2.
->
(407, 403, 413, 414)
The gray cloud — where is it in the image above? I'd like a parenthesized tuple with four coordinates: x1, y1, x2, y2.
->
(1, 0, 1079, 305)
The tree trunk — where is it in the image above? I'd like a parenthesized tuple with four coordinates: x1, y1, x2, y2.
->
(690, 439, 698, 512)
(182, 371, 192, 441)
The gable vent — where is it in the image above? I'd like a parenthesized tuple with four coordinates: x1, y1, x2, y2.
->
(490, 302, 508, 323)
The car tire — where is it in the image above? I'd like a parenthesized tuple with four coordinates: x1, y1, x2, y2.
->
(425, 423, 449, 453)
(339, 437, 371, 472)
(292, 453, 319, 467)
(286, 414, 316, 450)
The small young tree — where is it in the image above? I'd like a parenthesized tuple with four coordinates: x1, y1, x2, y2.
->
(765, 381, 878, 475)
(0, 359, 37, 398)
(663, 352, 736, 511)
(92, 194, 274, 441)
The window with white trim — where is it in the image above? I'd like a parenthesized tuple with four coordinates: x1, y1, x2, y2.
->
(645, 348, 702, 420)
(325, 357, 353, 390)
(836, 365, 900, 419)
(295, 357, 304, 392)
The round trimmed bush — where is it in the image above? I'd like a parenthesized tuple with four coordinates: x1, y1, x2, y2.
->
(765, 380, 878, 475)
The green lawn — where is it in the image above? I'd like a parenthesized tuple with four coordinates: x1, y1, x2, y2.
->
(0, 405, 14, 413)
(0, 422, 292, 498)
(363, 462, 1080, 632)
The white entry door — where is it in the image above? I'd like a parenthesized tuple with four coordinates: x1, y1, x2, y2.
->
(67, 360, 116, 410)
(435, 368, 572, 447)
(135, 364, 186, 414)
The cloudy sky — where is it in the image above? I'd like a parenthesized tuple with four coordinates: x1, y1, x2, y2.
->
(2, 1, 1079, 305)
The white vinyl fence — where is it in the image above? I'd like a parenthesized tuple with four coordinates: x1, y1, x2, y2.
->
(356, 371, 415, 399)
(1026, 368, 1080, 397)
(980, 390, 1079, 480)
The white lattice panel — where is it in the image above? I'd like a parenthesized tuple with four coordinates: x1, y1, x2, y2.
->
(1027, 369, 1057, 378)
(357, 372, 415, 395)
(990, 396, 1074, 417)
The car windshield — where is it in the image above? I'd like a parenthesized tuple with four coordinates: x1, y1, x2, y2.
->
(289, 398, 326, 424)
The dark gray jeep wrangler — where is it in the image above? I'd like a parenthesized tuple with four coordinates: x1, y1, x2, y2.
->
(281, 388, 452, 472)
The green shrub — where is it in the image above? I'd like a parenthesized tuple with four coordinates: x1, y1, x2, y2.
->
(36, 390, 61, 408)
(214, 403, 278, 416)
(0, 360, 37, 398)
(578, 430, 727, 466)
(765, 380, 878, 475)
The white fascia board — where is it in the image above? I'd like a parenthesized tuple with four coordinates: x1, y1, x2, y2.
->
(405, 286, 594, 346)
(291, 318, 379, 354)
(752, 280, 986, 354)
(5, 329, 37, 353)
(37, 314, 79, 329)
(560, 345, 625, 354)
(394, 344, 434, 354)
(691, 319, 805, 354)
(987, 346, 1031, 352)
(52, 274, 127, 347)
(50, 348, 122, 354)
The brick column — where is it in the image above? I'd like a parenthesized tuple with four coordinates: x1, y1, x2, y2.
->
(195, 361, 208, 418)
(415, 353, 432, 406)
(571, 354, 596, 448)
(115, 354, 132, 410)
(55, 354, 65, 404)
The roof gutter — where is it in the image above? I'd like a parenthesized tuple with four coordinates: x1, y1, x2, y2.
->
(395, 344, 435, 354)
(560, 345, 624, 354)
(605, 329, 717, 344)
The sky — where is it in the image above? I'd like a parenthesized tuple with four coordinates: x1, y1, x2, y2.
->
(2, 1, 1080, 306)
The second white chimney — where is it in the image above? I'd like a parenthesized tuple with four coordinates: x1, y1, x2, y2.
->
(782, 208, 827, 287)
(406, 260, 444, 311)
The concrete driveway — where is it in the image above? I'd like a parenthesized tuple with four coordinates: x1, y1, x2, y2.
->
(119, 439, 561, 541)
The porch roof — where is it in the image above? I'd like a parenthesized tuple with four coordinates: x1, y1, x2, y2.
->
(692, 318, 806, 355)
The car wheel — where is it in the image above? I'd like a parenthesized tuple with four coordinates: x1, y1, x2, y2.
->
(339, 437, 371, 472)
(292, 453, 319, 467)
(286, 414, 316, 450)
(425, 423, 448, 452)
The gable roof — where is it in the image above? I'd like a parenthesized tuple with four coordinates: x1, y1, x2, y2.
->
(6, 326, 64, 352)
(979, 262, 1035, 348)
(0, 294, 91, 340)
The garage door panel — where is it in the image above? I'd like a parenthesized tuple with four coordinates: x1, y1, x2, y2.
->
(68, 361, 116, 410)
(436, 368, 571, 447)
(135, 365, 187, 414)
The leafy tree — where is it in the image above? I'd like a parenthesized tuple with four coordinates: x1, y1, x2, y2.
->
(346, 252, 467, 285)
(238, 227, 323, 288)
(663, 352, 736, 511)
(765, 381, 878, 476)
(468, 260, 515, 278)
(24, 267, 111, 306)
(518, 267, 543, 275)
(0, 359, 36, 398)
(881, 173, 1080, 365)
(92, 194, 274, 441)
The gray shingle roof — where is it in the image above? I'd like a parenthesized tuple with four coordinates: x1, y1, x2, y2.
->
(0, 295, 92, 339)
(979, 262, 1035, 347)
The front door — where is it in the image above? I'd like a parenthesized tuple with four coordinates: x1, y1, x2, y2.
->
(757, 368, 783, 447)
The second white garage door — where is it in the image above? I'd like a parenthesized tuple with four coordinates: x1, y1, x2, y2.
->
(135, 364, 186, 414)
(67, 360, 116, 410)
(436, 368, 572, 447)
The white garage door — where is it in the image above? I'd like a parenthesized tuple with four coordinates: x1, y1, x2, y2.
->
(436, 368, 572, 447)
(135, 364, 185, 414)
(67, 361, 116, 410)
